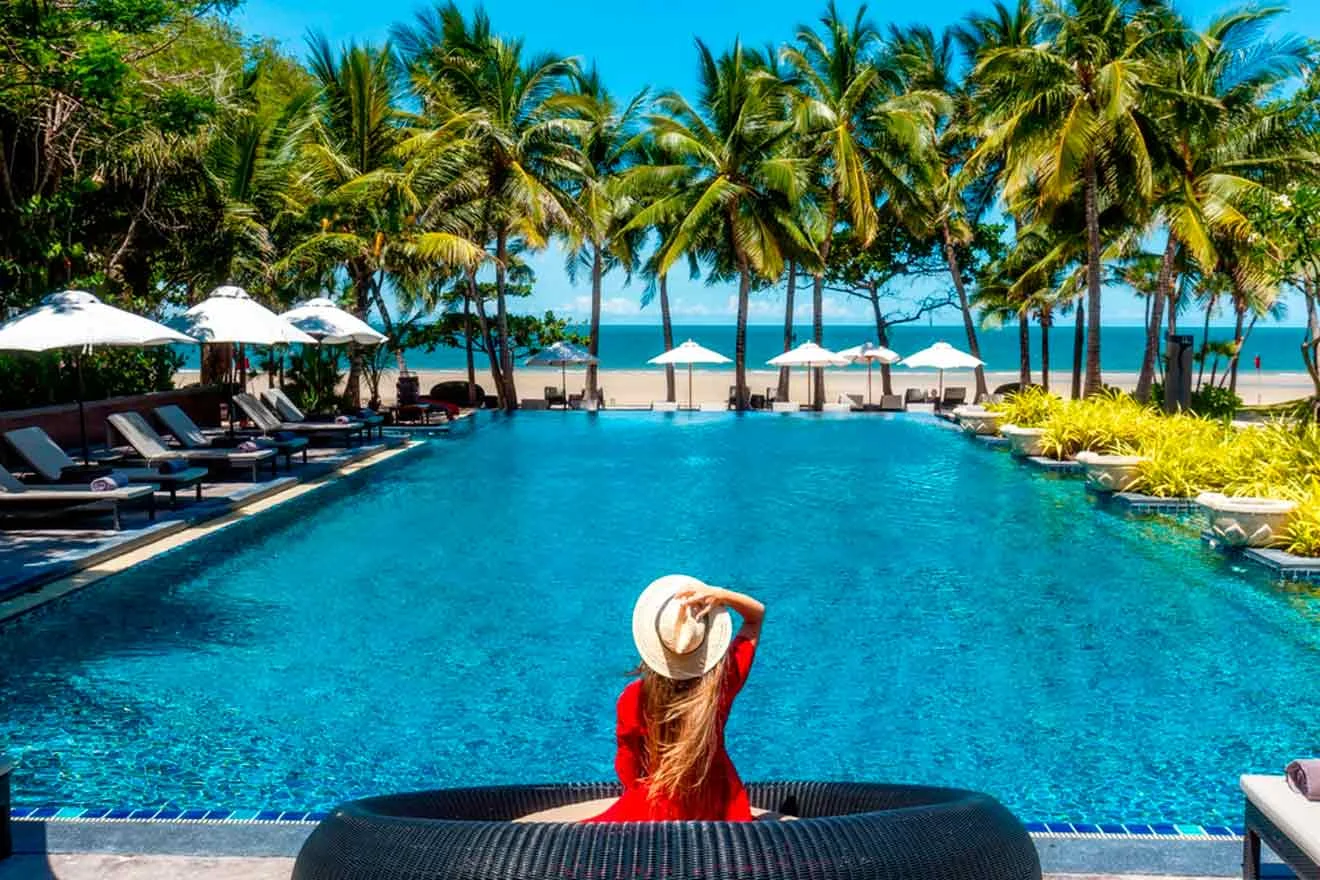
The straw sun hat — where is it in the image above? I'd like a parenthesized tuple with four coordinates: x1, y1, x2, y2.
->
(632, 574, 733, 681)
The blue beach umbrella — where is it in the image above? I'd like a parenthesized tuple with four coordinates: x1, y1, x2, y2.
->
(526, 341, 597, 400)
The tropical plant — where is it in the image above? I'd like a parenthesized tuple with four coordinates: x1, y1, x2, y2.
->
(987, 386, 1061, 427)
(1038, 390, 1158, 459)
(284, 347, 344, 415)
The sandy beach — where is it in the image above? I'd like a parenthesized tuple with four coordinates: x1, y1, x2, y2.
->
(183, 367, 1317, 408)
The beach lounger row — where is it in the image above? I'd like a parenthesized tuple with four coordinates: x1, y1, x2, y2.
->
(235, 393, 365, 445)
(0, 462, 155, 530)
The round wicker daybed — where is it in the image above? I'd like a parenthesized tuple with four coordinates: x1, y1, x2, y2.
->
(291, 781, 1041, 880)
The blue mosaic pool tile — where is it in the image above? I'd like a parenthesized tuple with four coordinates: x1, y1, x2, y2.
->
(1175, 824, 1204, 836)
(79, 808, 111, 820)
(1204, 825, 1235, 836)
(307, 811, 329, 822)
(1124, 823, 1154, 835)
(155, 809, 181, 820)
(228, 809, 258, 821)
(8, 807, 35, 819)
(29, 807, 58, 818)
(54, 807, 85, 819)
(278, 811, 308, 822)
(1232, 824, 1247, 836)
(1072, 823, 1099, 834)
(255, 810, 282, 822)
(1151, 823, 1178, 835)
(1024, 821, 1048, 833)
(1044, 822, 1073, 833)
(1099, 823, 1125, 835)
(105, 808, 135, 820)
(178, 809, 209, 821)
(202, 810, 231, 821)
(128, 808, 159, 820)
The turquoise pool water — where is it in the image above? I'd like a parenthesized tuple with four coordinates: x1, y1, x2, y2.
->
(1, 412, 1318, 826)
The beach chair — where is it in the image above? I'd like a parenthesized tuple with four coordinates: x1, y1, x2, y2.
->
(544, 386, 566, 408)
(765, 387, 780, 407)
(0, 463, 155, 531)
(107, 411, 274, 491)
(4, 425, 206, 509)
(1242, 775, 1320, 879)
(153, 404, 307, 470)
(879, 394, 905, 412)
(940, 387, 968, 409)
(234, 393, 362, 445)
(262, 388, 382, 440)
(520, 399, 550, 410)
(845, 393, 864, 410)
(904, 388, 928, 405)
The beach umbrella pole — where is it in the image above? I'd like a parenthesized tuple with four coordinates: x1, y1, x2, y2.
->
(867, 362, 873, 406)
(561, 363, 566, 403)
(76, 350, 90, 465)
(687, 364, 693, 410)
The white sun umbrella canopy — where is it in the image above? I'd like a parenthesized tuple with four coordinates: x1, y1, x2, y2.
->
(526, 341, 597, 400)
(838, 342, 901, 406)
(177, 285, 317, 346)
(768, 342, 849, 408)
(648, 339, 732, 409)
(901, 341, 984, 398)
(0, 290, 196, 462)
(280, 297, 387, 345)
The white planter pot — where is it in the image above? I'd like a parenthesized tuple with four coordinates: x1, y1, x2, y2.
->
(1001, 424, 1046, 457)
(1074, 451, 1148, 493)
(957, 409, 1005, 436)
(1196, 492, 1298, 548)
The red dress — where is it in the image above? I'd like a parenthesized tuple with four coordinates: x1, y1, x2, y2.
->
(586, 635, 756, 822)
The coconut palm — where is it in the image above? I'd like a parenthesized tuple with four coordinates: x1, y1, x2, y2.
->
(558, 69, 648, 399)
(393, 2, 580, 410)
(624, 39, 814, 410)
(973, 0, 1168, 396)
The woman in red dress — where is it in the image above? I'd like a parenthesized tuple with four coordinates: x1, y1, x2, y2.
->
(586, 575, 765, 822)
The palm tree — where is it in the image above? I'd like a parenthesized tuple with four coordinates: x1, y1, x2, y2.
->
(973, 0, 1168, 396)
(393, 2, 580, 411)
(625, 39, 814, 410)
(1135, 7, 1311, 403)
(558, 69, 648, 400)
(885, 24, 988, 399)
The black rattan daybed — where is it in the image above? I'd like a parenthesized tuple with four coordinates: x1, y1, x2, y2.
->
(292, 781, 1041, 880)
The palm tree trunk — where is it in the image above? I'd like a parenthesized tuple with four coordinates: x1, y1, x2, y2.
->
(659, 273, 676, 402)
(1082, 155, 1103, 396)
(1071, 299, 1084, 400)
(368, 273, 407, 373)
(1018, 311, 1031, 386)
(940, 219, 988, 398)
(1228, 299, 1247, 393)
(1136, 236, 1176, 401)
(812, 273, 826, 410)
(464, 288, 477, 407)
(494, 227, 517, 410)
(586, 243, 603, 399)
(778, 262, 795, 400)
(469, 270, 505, 403)
(1039, 304, 1051, 392)
(345, 269, 372, 408)
(871, 283, 893, 395)
(1302, 279, 1320, 395)
(735, 269, 751, 411)
(1196, 294, 1216, 392)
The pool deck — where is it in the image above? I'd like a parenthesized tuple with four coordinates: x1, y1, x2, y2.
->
(0, 855, 1237, 879)
(0, 430, 440, 622)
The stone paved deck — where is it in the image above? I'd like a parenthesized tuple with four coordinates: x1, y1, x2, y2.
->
(0, 857, 1232, 879)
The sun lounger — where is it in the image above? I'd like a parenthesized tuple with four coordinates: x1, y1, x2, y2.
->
(1242, 774, 1320, 879)
(940, 387, 968, 409)
(107, 411, 273, 490)
(0, 463, 154, 530)
(879, 394, 905, 412)
(5, 425, 206, 508)
(234, 393, 362, 444)
(822, 401, 852, 413)
(520, 399, 550, 410)
(153, 404, 307, 469)
(544, 386, 566, 408)
(262, 388, 381, 440)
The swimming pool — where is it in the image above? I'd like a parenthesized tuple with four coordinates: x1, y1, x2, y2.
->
(1, 412, 1316, 827)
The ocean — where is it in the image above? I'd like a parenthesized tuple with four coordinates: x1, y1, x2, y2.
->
(179, 323, 1312, 374)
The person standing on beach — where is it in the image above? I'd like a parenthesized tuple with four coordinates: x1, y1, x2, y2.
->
(585, 575, 765, 822)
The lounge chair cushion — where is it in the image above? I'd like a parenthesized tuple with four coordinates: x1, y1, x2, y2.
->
(262, 388, 306, 423)
(1242, 775, 1320, 865)
(4, 426, 77, 481)
(153, 405, 212, 449)
(0, 464, 154, 501)
(107, 411, 182, 461)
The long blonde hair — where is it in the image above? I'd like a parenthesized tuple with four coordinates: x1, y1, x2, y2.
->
(639, 655, 728, 805)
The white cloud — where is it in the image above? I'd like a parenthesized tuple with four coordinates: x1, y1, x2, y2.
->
(555, 294, 644, 318)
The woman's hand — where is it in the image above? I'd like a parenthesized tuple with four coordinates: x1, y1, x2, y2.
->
(675, 584, 765, 643)
(675, 586, 721, 619)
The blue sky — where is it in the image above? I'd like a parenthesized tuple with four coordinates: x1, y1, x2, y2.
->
(230, 0, 1320, 326)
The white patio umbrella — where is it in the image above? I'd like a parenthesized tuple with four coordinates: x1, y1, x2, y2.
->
(0, 290, 195, 462)
(174, 285, 317, 429)
(526, 341, 597, 401)
(768, 342, 849, 409)
(838, 342, 901, 406)
(901, 341, 984, 399)
(648, 339, 732, 409)
(280, 297, 387, 345)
